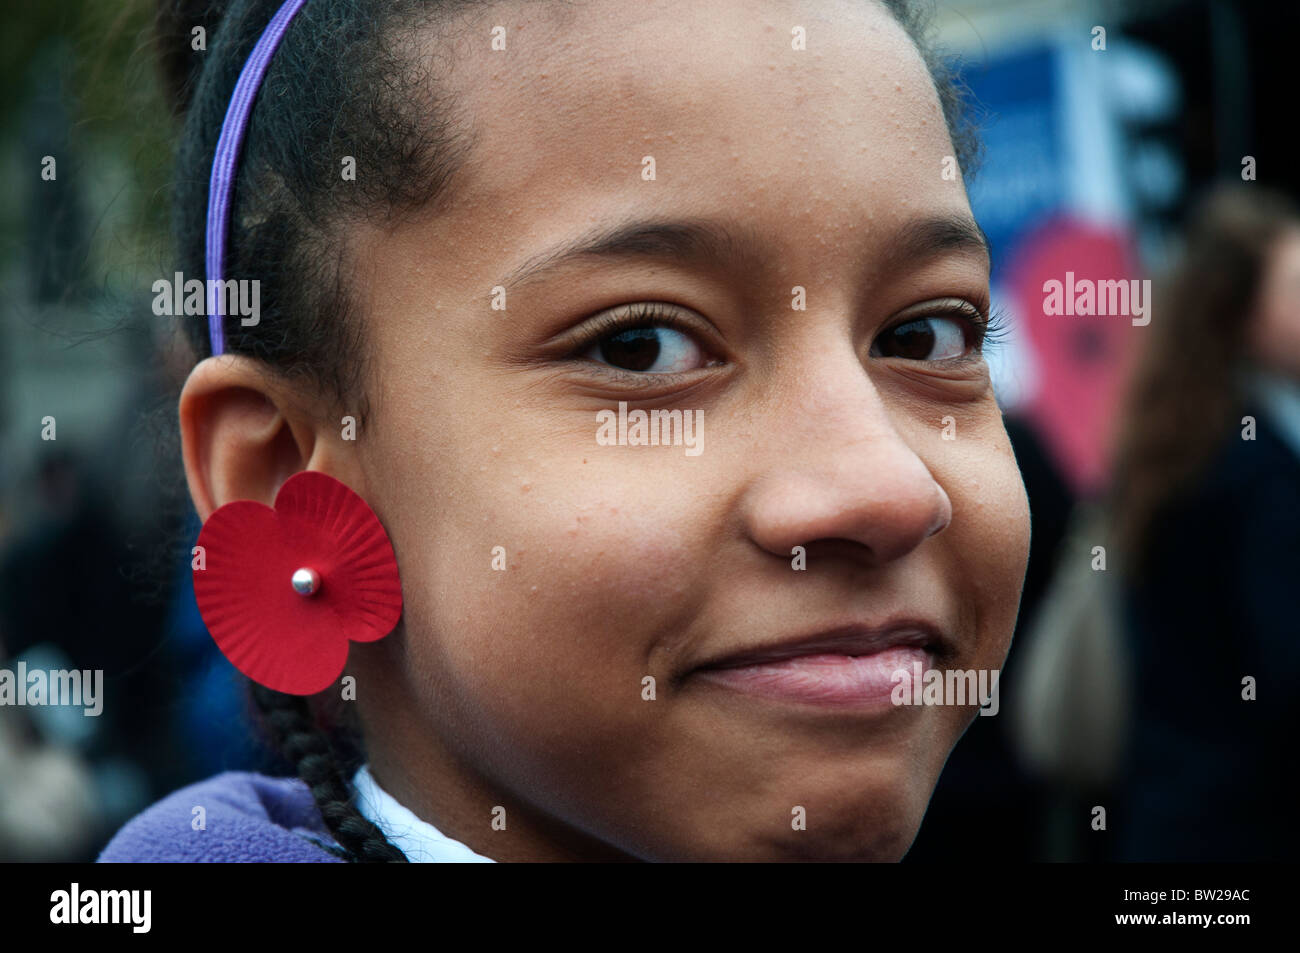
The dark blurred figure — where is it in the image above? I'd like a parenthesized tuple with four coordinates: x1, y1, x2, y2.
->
(1108, 183, 1300, 861)
(0, 448, 187, 855)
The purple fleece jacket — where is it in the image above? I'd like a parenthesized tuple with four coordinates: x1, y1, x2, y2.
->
(97, 772, 345, 862)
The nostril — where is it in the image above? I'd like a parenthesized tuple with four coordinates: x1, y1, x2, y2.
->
(926, 483, 953, 538)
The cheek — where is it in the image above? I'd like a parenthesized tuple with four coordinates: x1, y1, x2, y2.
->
(393, 448, 713, 749)
(935, 417, 1031, 649)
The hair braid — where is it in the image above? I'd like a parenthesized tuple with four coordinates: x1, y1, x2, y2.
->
(250, 683, 408, 862)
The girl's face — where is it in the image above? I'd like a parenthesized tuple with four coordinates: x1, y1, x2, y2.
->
(343, 0, 1030, 861)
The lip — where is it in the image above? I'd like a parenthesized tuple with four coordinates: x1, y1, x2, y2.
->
(688, 621, 950, 710)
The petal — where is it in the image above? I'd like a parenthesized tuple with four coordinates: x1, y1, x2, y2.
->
(192, 471, 402, 696)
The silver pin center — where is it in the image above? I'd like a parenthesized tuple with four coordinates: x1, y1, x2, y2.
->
(291, 567, 320, 596)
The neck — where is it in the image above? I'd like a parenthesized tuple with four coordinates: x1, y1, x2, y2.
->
(358, 672, 640, 863)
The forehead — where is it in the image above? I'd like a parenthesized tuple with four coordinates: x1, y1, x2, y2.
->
(426, 0, 968, 270)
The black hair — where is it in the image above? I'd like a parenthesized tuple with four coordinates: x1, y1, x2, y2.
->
(156, 0, 481, 422)
(153, 0, 980, 863)
(250, 683, 407, 861)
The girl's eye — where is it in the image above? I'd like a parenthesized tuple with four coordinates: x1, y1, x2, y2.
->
(583, 324, 707, 373)
(871, 315, 972, 362)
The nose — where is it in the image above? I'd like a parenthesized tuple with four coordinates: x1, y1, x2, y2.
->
(740, 358, 953, 568)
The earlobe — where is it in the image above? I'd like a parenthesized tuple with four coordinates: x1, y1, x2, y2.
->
(179, 355, 320, 521)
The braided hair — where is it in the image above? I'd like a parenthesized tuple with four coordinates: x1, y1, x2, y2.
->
(152, 0, 978, 863)
(250, 684, 407, 862)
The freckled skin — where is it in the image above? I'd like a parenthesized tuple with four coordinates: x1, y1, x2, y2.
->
(328, 0, 1031, 861)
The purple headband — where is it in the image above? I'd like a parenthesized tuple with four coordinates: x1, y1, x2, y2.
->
(204, 0, 308, 357)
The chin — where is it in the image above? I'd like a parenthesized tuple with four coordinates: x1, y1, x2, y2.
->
(680, 774, 934, 862)
(773, 814, 923, 863)
(714, 822, 920, 863)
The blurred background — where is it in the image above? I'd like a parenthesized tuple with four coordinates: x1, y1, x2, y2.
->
(1, 0, 1295, 861)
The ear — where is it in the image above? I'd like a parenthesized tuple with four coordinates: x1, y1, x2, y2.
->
(178, 355, 351, 521)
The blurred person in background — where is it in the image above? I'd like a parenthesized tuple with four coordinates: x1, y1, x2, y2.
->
(0, 659, 99, 861)
(1107, 183, 1300, 861)
(0, 449, 179, 855)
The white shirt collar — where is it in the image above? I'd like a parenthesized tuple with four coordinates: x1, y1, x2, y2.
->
(351, 764, 496, 863)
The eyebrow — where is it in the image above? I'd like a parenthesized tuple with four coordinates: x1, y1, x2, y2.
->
(500, 217, 763, 293)
(498, 212, 991, 293)
(886, 214, 993, 275)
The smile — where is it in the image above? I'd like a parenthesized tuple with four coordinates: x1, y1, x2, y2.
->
(687, 623, 947, 710)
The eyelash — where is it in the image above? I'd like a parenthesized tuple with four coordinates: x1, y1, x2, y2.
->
(577, 302, 699, 341)
(569, 302, 716, 370)
(570, 300, 1009, 370)
(877, 302, 1010, 361)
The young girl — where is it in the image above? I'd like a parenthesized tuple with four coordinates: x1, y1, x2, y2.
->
(101, 0, 1030, 862)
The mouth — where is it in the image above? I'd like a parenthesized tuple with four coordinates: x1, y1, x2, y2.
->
(687, 621, 951, 710)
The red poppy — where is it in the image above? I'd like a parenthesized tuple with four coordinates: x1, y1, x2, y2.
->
(192, 470, 403, 695)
